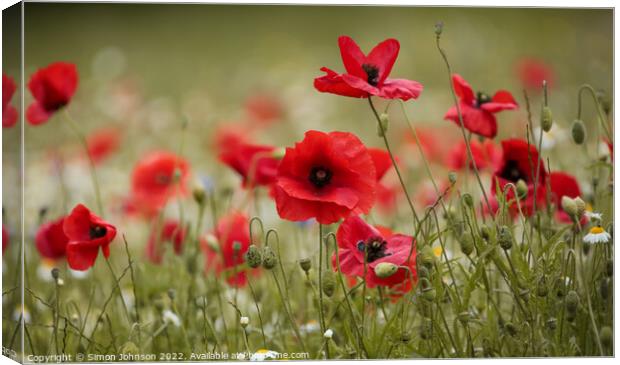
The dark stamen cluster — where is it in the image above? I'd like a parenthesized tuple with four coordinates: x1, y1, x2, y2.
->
(476, 91, 491, 107)
(362, 64, 380, 86)
(499, 159, 526, 183)
(357, 236, 391, 263)
(309, 166, 333, 188)
(89, 225, 107, 239)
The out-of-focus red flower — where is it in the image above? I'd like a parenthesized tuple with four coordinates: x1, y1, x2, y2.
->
(35, 217, 69, 260)
(86, 128, 122, 164)
(368, 148, 399, 214)
(415, 179, 451, 209)
(515, 58, 554, 91)
(2, 225, 9, 255)
(314, 36, 423, 101)
(201, 212, 254, 287)
(146, 220, 187, 264)
(212, 124, 250, 153)
(2, 74, 18, 128)
(402, 126, 456, 165)
(26, 62, 78, 125)
(274, 130, 377, 224)
(129, 151, 190, 217)
(549, 172, 582, 224)
(332, 216, 416, 294)
(446, 139, 502, 171)
(606, 140, 613, 162)
(63, 204, 117, 271)
(491, 139, 546, 216)
(245, 93, 283, 127)
(444, 74, 518, 138)
(219, 141, 280, 188)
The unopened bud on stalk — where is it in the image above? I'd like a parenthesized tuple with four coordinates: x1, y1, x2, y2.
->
(536, 277, 548, 297)
(192, 183, 206, 206)
(261, 246, 277, 270)
(374, 262, 398, 278)
(167, 288, 176, 301)
(204, 233, 220, 252)
(418, 246, 435, 269)
(299, 258, 312, 272)
(565, 290, 579, 313)
(498, 226, 513, 250)
(240, 316, 249, 328)
(516, 179, 528, 200)
(51, 268, 60, 281)
(554, 277, 567, 298)
(434, 21, 444, 36)
(271, 147, 286, 159)
(541, 106, 553, 132)
(459, 235, 474, 256)
(571, 119, 586, 144)
(462, 193, 474, 208)
(574, 197, 586, 218)
(245, 245, 262, 268)
(479, 225, 491, 241)
(448, 171, 457, 185)
(600, 326, 613, 348)
(322, 270, 336, 297)
(561, 196, 578, 219)
(377, 113, 389, 137)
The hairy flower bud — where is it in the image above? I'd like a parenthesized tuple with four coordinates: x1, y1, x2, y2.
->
(261, 246, 277, 270)
(417, 265, 431, 279)
(418, 246, 435, 269)
(498, 226, 513, 250)
(600, 278, 610, 300)
(322, 270, 337, 297)
(245, 245, 262, 268)
(377, 113, 389, 137)
(536, 276, 548, 297)
(516, 179, 528, 200)
(541, 106, 553, 132)
(374, 262, 399, 278)
(448, 171, 457, 185)
(571, 119, 586, 144)
(192, 183, 206, 206)
(561, 196, 578, 219)
(565, 290, 579, 313)
(479, 225, 492, 241)
(459, 234, 474, 256)
(573, 197, 586, 218)
(299, 258, 312, 273)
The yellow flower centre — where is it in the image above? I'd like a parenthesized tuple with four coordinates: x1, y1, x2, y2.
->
(433, 246, 443, 257)
(590, 226, 605, 234)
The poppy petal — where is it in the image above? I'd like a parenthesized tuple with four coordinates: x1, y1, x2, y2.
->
(3, 106, 18, 128)
(481, 90, 518, 113)
(338, 36, 367, 79)
(26, 102, 52, 125)
(66, 243, 100, 271)
(445, 103, 498, 138)
(365, 38, 399, 84)
(452, 74, 475, 105)
(378, 78, 423, 101)
(314, 67, 369, 98)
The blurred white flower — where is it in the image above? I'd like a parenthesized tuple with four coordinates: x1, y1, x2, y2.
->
(36, 259, 56, 282)
(240, 316, 249, 327)
(162, 309, 181, 327)
(533, 125, 568, 150)
(250, 349, 280, 361)
(323, 329, 334, 339)
(585, 211, 603, 222)
(300, 319, 320, 335)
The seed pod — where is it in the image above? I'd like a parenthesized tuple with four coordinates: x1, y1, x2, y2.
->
(566, 290, 579, 313)
(541, 106, 553, 132)
(261, 246, 277, 270)
(448, 171, 457, 185)
(516, 179, 528, 200)
(459, 234, 474, 256)
(536, 276, 548, 297)
(374, 262, 399, 278)
(299, 258, 312, 272)
(546, 318, 557, 330)
(245, 245, 262, 268)
(420, 317, 433, 340)
(571, 119, 586, 144)
(322, 270, 337, 297)
(600, 326, 613, 348)
(498, 226, 513, 250)
(561, 196, 578, 219)
(462, 193, 474, 208)
(377, 113, 389, 137)
(504, 322, 518, 337)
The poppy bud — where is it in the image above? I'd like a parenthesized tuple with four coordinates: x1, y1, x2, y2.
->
(271, 147, 286, 159)
(561, 196, 579, 220)
(537, 277, 548, 297)
(192, 183, 206, 206)
(299, 258, 312, 272)
(434, 21, 444, 36)
(321, 270, 336, 297)
(565, 290, 579, 313)
(498, 226, 513, 250)
(554, 277, 566, 298)
(600, 326, 612, 348)
(421, 286, 436, 302)
(571, 119, 586, 144)
(541, 106, 553, 132)
(504, 322, 518, 337)
(51, 268, 60, 281)
(240, 316, 249, 328)
(459, 235, 474, 256)
(167, 288, 176, 301)
(448, 171, 457, 185)
(546, 318, 557, 330)
(376, 113, 389, 137)
(374, 262, 398, 278)
(574, 197, 586, 218)
(245, 245, 262, 268)
(480, 225, 491, 241)
(418, 246, 435, 269)
(462, 193, 473, 208)
(516, 179, 528, 200)
(204, 233, 220, 252)
(261, 246, 277, 270)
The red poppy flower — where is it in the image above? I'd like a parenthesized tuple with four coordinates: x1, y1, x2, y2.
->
(274, 130, 377, 224)
(245, 93, 283, 127)
(2, 74, 18, 128)
(219, 141, 280, 188)
(26, 62, 78, 125)
(2, 225, 9, 255)
(515, 57, 554, 91)
(402, 126, 456, 165)
(314, 36, 423, 101)
(549, 172, 582, 224)
(86, 128, 122, 164)
(146, 220, 187, 264)
(129, 151, 190, 217)
(491, 139, 547, 216)
(446, 139, 502, 171)
(333, 216, 417, 294)
(35, 217, 69, 260)
(201, 212, 254, 287)
(63, 204, 117, 271)
(444, 74, 518, 138)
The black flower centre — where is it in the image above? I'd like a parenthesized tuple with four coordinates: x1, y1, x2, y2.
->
(89, 225, 107, 239)
(362, 64, 380, 86)
(476, 91, 491, 108)
(357, 237, 391, 263)
(499, 159, 526, 183)
(309, 166, 333, 188)
(156, 174, 172, 186)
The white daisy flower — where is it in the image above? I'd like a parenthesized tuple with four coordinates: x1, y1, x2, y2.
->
(300, 319, 320, 335)
(323, 328, 334, 339)
(162, 309, 181, 327)
(583, 226, 611, 244)
(533, 126, 568, 150)
(250, 349, 280, 361)
(36, 259, 56, 282)
(585, 211, 603, 222)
